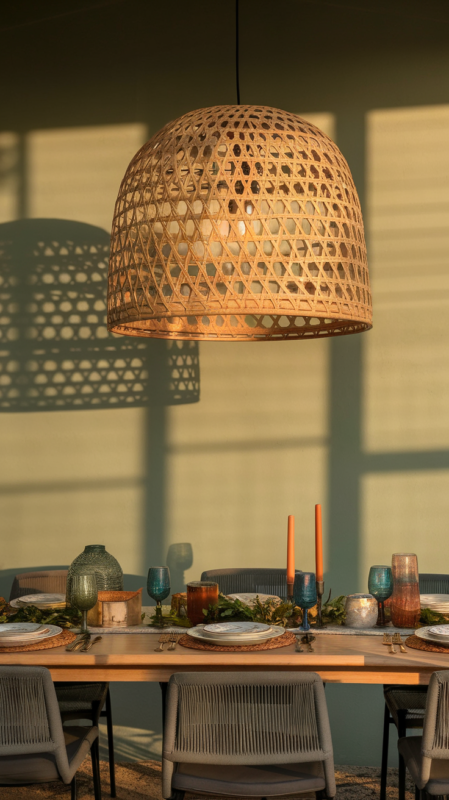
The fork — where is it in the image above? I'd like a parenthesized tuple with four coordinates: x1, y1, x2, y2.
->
(168, 634, 180, 651)
(393, 633, 407, 653)
(154, 634, 170, 652)
(382, 633, 396, 654)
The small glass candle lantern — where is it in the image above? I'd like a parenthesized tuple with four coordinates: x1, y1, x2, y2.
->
(186, 581, 218, 626)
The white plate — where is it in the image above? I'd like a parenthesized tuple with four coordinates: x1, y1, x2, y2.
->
(10, 595, 66, 610)
(0, 623, 62, 646)
(187, 626, 284, 647)
(421, 594, 449, 604)
(204, 622, 271, 636)
(415, 627, 449, 645)
(19, 594, 66, 604)
(428, 625, 449, 637)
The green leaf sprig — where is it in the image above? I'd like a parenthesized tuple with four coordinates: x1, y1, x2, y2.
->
(0, 605, 82, 628)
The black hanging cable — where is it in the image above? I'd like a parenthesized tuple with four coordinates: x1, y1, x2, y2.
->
(235, 0, 241, 104)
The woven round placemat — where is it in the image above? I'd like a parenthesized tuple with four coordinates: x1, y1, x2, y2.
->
(405, 635, 449, 654)
(178, 630, 296, 652)
(0, 628, 76, 653)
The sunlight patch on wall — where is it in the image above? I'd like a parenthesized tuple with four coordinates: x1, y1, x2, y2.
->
(364, 105, 449, 453)
(0, 483, 143, 576)
(361, 470, 449, 583)
(0, 133, 20, 223)
(167, 339, 329, 581)
(27, 124, 147, 231)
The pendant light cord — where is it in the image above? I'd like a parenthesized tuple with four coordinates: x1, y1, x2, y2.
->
(235, 0, 241, 104)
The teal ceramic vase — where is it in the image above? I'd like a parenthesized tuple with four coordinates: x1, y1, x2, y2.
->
(67, 544, 123, 603)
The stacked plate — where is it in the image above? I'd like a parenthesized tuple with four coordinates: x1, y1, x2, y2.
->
(186, 621, 284, 646)
(10, 593, 66, 610)
(0, 622, 62, 647)
(420, 594, 449, 615)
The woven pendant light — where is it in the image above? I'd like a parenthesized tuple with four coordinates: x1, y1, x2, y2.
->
(108, 105, 372, 341)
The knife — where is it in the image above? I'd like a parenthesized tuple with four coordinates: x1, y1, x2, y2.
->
(80, 635, 102, 652)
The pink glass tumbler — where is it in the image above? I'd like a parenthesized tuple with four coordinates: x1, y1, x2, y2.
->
(390, 553, 420, 629)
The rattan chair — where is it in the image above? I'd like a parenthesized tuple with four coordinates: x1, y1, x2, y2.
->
(200, 568, 292, 599)
(398, 670, 449, 797)
(0, 666, 100, 799)
(381, 573, 449, 800)
(9, 570, 116, 797)
(162, 671, 336, 800)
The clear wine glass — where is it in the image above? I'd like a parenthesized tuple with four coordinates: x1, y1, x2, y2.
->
(70, 574, 98, 635)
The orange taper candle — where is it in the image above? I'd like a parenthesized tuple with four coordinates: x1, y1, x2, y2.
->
(287, 515, 295, 592)
(315, 504, 323, 581)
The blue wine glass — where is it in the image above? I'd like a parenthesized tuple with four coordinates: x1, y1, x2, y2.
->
(147, 566, 171, 624)
(368, 566, 393, 627)
(294, 571, 317, 632)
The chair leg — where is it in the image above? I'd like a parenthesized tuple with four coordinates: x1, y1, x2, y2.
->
(105, 687, 116, 798)
(414, 785, 420, 800)
(71, 775, 77, 800)
(91, 737, 102, 800)
(380, 702, 390, 800)
(398, 711, 407, 800)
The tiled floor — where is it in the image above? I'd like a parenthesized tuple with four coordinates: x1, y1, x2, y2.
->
(2, 761, 415, 799)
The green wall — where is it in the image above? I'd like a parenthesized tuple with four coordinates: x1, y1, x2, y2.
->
(1, 0, 449, 766)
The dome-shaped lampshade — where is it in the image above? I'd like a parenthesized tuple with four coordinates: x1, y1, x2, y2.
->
(108, 105, 372, 341)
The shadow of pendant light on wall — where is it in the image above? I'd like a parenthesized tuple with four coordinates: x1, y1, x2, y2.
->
(108, 9, 372, 341)
(0, 219, 200, 410)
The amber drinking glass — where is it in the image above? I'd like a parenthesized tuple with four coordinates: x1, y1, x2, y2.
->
(390, 553, 420, 629)
(186, 581, 218, 626)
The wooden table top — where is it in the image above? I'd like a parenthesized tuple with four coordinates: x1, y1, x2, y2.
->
(0, 632, 447, 684)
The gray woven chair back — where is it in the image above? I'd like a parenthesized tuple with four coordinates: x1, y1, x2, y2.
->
(419, 574, 449, 594)
(164, 672, 332, 766)
(0, 666, 72, 782)
(200, 568, 291, 599)
(9, 570, 68, 601)
(414, 670, 449, 787)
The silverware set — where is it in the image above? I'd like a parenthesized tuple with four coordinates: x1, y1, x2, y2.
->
(66, 633, 102, 652)
(383, 632, 407, 654)
(154, 633, 181, 652)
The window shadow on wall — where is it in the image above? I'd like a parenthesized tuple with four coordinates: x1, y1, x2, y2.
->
(0, 218, 200, 411)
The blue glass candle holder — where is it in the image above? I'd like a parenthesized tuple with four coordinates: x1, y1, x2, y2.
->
(368, 565, 393, 627)
(147, 566, 171, 624)
(294, 571, 317, 632)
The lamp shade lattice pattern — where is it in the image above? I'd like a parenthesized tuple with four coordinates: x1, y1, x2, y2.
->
(108, 105, 372, 341)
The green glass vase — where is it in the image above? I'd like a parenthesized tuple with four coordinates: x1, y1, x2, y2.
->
(67, 544, 123, 602)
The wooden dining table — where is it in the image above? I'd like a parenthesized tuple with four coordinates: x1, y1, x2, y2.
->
(1, 632, 447, 685)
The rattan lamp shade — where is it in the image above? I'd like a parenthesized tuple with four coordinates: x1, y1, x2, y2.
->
(108, 105, 372, 341)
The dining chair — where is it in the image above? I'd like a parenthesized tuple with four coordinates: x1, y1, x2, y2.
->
(200, 568, 291, 600)
(162, 671, 336, 800)
(9, 569, 117, 797)
(0, 665, 101, 799)
(398, 669, 449, 798)
(380, 572, 449, 800)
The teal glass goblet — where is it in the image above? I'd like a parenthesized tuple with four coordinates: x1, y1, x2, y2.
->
(294, 571, 317, 632)
(147, 567, 171, 624)
(368, 565, 393, 627)
(70, 574, 98, 635)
